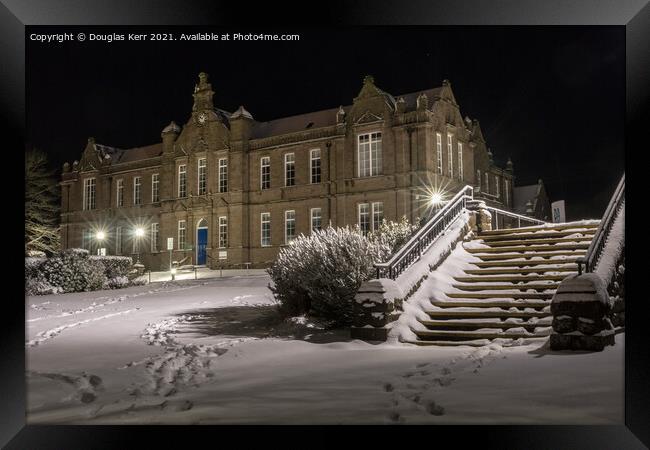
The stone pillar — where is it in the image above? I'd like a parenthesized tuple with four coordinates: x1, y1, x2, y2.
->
(550, 274, 615, 351)
(350, 279, 403, 341)
(466, 199, 492, 232)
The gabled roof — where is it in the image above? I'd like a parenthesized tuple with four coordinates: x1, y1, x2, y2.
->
(93, 142, 162, 165)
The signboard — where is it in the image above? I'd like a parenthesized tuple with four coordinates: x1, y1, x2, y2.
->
(167, 238, 174, 250)
(219, 251, 227, 260)
(552, 200, 566, 223)
(97, 248, 106, 256)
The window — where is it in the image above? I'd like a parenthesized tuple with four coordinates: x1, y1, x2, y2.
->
(372, 202, 384, 231)
(310, 149, 321, 183)
(198, 158, 207, 195)
(311, 208, 322, 232)
(218, 216, 228, 248)
(261, 212, 271, 247)
(151, 223, 159, 252)
(116, 179, 124, 207)
(484, 172, 489, 194)
(133, 177, 142, 205)
(116, 227, 123, 255)
(436, 133, 443, 174)
(505, 179, 510, 206)
(82, 229, 92, 250)
(447, 133, 453, 177)
(476, 169, 481, 189)
(358, 203, 370, 235)
(83, 178, 96, 210)
(285, 210, 296, 244)
(358, 132, 382, 177)
(178, 164, 187, 198)
(284, 153, 295, 186)
(151, 174, 159, 203)
(218, 158, 228, 193)
(495, 176, 500, 198)
(260, 156, 271, 190)
(457, 142, 463, 180)
(178, 220, 186, 250)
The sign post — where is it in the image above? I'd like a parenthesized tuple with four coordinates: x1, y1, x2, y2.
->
(167, 237, 174, 280)
(551, 200, 566, 223)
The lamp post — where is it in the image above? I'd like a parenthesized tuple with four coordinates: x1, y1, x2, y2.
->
(134, 227, 145, 264)
(95, 230, 106, 256)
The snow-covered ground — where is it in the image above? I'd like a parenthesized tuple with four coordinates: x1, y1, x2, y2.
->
(26, 274, 623, 424)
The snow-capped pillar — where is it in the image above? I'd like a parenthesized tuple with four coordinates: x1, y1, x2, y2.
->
(466, 199, 491, 233)
(549, 274, 616, 351)
(350, 279, 403, 342)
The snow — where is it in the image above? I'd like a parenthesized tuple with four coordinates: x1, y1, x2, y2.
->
(391, 211, 471, 301)
(26, 272, 623, 424)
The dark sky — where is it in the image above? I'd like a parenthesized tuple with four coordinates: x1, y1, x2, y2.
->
(26, 26, 624, 220)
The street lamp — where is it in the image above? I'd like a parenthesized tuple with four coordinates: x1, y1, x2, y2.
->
(134, 227, 145, 264)
(95, 230, 106, 256)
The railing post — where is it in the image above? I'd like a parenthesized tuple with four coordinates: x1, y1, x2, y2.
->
(518, 217, 521, 228)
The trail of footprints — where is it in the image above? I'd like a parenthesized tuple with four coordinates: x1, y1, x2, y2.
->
(384, 344, 505, 423)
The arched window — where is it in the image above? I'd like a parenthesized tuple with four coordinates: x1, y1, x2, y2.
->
(197, 218, 208, 228)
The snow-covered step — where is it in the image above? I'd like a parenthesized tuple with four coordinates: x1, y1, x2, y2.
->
(424, 309, 550, 320)
(413, 327, 552, 341)
(407, 337, 549, 346)
(431, 299, 550, 309)
(466, 243, 590, 254)
(482, 236, 594, 247)
(479, 229, 596, 242)
(454, 274, 569, 283)
(469, 260, 579, 268)
(451, 283, 560, 291)
(419, 319, 551, 331)
(444, 292, 554, 299)
(476, 251, 585, 261)
(463, 267, 577, 276)
(478, 222, 599, 236)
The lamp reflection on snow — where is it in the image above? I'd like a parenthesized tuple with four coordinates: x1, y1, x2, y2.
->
(134, 227, 145, 264)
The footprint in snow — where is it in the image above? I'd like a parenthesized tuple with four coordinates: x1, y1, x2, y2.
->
(426, 401, 445, 416)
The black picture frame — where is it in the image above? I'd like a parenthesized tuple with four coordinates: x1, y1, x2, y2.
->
(3, 1, 647, 448)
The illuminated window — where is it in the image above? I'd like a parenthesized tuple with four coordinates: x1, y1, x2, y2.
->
(436, 133, 443, 174)
(133, 176, 141, 205)
(219, 216, 228, 248)
(285, 210, 296, 244)
(218, 158, 228, 193)
(310, 149, 321, 183)
(151, 174, 159, 203)
(358, 132, 382, 177)
(261, 212, 271, 246)
(447, 133, 453, 177)
(457, 143, 463, 180)
(178, 164, 187, 198)
(311, 208, 322, 232)
(198, 158, 207, 195)
(116, 179, 124, 207)
(151, 223, 159, 252)
(83, 178, 96, 210)
(178, 220, 186, 250)
(285, 153, 295, 186)
(260, 157, 270, 190)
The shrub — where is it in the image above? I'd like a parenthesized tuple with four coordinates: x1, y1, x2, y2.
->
(40, 249, 106, 293)
(268, 224, 394, 326)
(90, 255, 133, 279)
(368, 215, 419, 254)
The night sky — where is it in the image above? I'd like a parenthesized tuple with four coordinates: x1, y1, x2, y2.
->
(27, 26, 625, 220)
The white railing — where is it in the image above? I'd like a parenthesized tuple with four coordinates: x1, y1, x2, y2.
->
(374, 185, 474, 279)
(483, 205, 546, 230)
(578, 173, 625, 275)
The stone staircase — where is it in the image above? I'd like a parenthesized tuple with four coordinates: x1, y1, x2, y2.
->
(410, 221, 600, 346)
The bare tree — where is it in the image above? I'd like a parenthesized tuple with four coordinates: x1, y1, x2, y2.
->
(25, 149, 60, 255)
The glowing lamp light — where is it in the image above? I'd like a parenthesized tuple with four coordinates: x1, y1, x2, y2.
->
(429, 192, 444, 206)
(95, 231, 106, 241)
(135, 227, 145, 237)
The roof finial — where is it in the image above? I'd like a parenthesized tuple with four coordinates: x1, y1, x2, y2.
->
(363, 74, 375, 85)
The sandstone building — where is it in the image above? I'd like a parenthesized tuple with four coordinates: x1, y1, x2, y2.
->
(60, 72, 515, 269)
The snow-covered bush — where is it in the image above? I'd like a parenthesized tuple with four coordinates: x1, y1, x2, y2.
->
(25, 278, 62, 296)
(268, 225, 393, 326)
(90, 255, 133, 279)
(368, 215, 418, 254)
(39, 249, 106, 293)
(103, 276, 130, 290)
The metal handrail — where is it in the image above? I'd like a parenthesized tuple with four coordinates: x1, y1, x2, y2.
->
(374, 185, 474, 280)
(578, 173, 625, 274)
(483, 205, 546, 230)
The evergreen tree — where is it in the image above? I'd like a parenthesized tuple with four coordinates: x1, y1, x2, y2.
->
(25, 149, 60, 255)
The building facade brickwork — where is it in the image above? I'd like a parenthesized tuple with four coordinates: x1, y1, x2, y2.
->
(60, 73, 515, 269)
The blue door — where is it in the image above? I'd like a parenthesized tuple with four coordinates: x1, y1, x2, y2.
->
(197, 228, 208, 265)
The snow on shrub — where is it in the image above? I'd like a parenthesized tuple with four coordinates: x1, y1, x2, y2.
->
(90, 255, 133, 279)
(368, 215, 418, 253)
(39, 249, 106, 293)
(268, 219, 416, 326)
(26, 249, 138, 295)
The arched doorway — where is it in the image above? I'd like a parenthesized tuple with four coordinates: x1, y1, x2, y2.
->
(196, 218, 208, 265)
